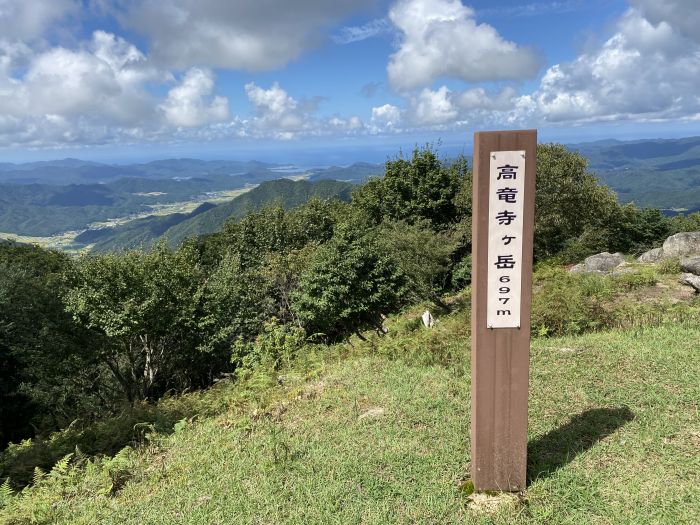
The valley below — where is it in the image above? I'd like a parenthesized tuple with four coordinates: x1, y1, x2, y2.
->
(0, 185, 259, 253)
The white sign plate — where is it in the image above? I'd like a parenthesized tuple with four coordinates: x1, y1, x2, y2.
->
(487, 150, 526, 328)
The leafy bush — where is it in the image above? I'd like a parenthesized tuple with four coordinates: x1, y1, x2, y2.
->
(450, 255, 472, 290)
(351, 145, 470, 230)
(531, 268, 613, 336)
(231, 321, 307, 376)
(611, 266, 658, 291)
(292, 226, 408, 340)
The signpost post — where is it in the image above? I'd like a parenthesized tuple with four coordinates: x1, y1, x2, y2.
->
(471, 129, 537, 492)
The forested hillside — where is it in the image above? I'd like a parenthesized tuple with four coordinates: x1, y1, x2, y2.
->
(571, 136, 700, 211)
(84, 179, 354, 252)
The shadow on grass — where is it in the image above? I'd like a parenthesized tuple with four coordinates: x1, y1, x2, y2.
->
(527, 406, 634, 485)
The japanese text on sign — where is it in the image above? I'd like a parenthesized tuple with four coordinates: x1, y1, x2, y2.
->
(487, 150, 526, 328)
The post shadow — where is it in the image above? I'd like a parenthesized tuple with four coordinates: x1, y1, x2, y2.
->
(527, 406, 634, 485)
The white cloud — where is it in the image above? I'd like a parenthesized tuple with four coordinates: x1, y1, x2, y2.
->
(0, 31, 160, 128)
(160, 68, 230, 127)
(245, 82, 307, 138)
(119, 0, 375, 70)
(370, 103, 403, 132)
(333, 18, 393, 44)
(456, 87, 518, 111)
(0, 40, 31, 75)
(0, 0, 78, 41)
(630, 0, 700, 44)
(369, 85, 520, 131)
(410, 86, 458, 126)
(328, 115, 364, 131)
(519, 8, 700, 123)
(387, 0, 540, 90)
(244, 81, 360, 139)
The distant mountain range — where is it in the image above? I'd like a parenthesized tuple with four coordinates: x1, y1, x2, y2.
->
(568, 136, 700, 212)
(0, 161, 380, 238)
(0, 159, 275, 185)
(2, 136, 700, 252)
(0, 158, 381, 186)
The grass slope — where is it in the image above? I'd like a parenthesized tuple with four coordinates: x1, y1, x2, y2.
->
(2, 302, 698, 524)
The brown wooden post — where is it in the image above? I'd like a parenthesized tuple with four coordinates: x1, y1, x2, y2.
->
(471, 129, 536, 491)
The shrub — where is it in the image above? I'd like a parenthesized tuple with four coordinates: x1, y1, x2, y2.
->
(656, 258, 682, 275)
(611, 266, 658, 291)
(451, 255, 472, 290)
(531, 268, 613, 336)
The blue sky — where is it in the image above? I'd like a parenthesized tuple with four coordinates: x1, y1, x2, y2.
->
(1, 0, 700, 163)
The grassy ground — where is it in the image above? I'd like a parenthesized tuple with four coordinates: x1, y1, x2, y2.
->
(2, 312, 698, 524)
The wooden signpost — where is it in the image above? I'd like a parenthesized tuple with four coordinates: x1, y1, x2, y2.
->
(471, 129, 537, 492)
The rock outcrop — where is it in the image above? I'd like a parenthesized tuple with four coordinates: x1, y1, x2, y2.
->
(637, 231, 700, 263)
(570, 252, 625, 274)
(638, 247, 663, 263)
(662, 232, 700, 258)
(680, 256, 700, 276)
(679, 273, 700, 293)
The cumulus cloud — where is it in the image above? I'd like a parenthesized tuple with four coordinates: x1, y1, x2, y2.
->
(370, 85, 520, 131)
(375, 1, 700, 129)
(245, 82, 307, 139)
(0, 30, 214, 147)
(328, 115, 364, 131)
(160, 68, 230, 127)
(630, 0, 700, 44)
(410, 86, 458, 126)
(387, 0, 540, 90)
(518, 7, 700, 123)
(0, 31, 160, 128)
(119, 0, 375, 70)
(456, 87, 518, 111)
(244, 82, 362, 139)
(0, 0, 78, 41)
(371, 103, 403, 132)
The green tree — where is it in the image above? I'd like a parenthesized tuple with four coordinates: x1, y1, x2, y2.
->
(198, 251, 272, 358)
(375, 220, 457, 302)
(535, 144, 620, 260)
(292, 226, 408, 340)
(669, 211, 700, 234)
(64, 243, 205, 401)
(0, 244, 94, 443)
(352, 145, 469, 230)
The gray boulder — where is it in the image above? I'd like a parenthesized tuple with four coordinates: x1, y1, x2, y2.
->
(572, 252, 625, 274)
(611, 262, 637, 276)
(569, 263, 585, 273)
(680, 256, 700, 276)
(679, 273, 700, 293)
(661, 232, 700, 259)
(638, 247, 663, 263)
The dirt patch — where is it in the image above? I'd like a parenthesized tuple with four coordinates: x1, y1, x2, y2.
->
(292, 379, 326, 401)
(466, 492, 521, 514)
(358, 407, 385, 420)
